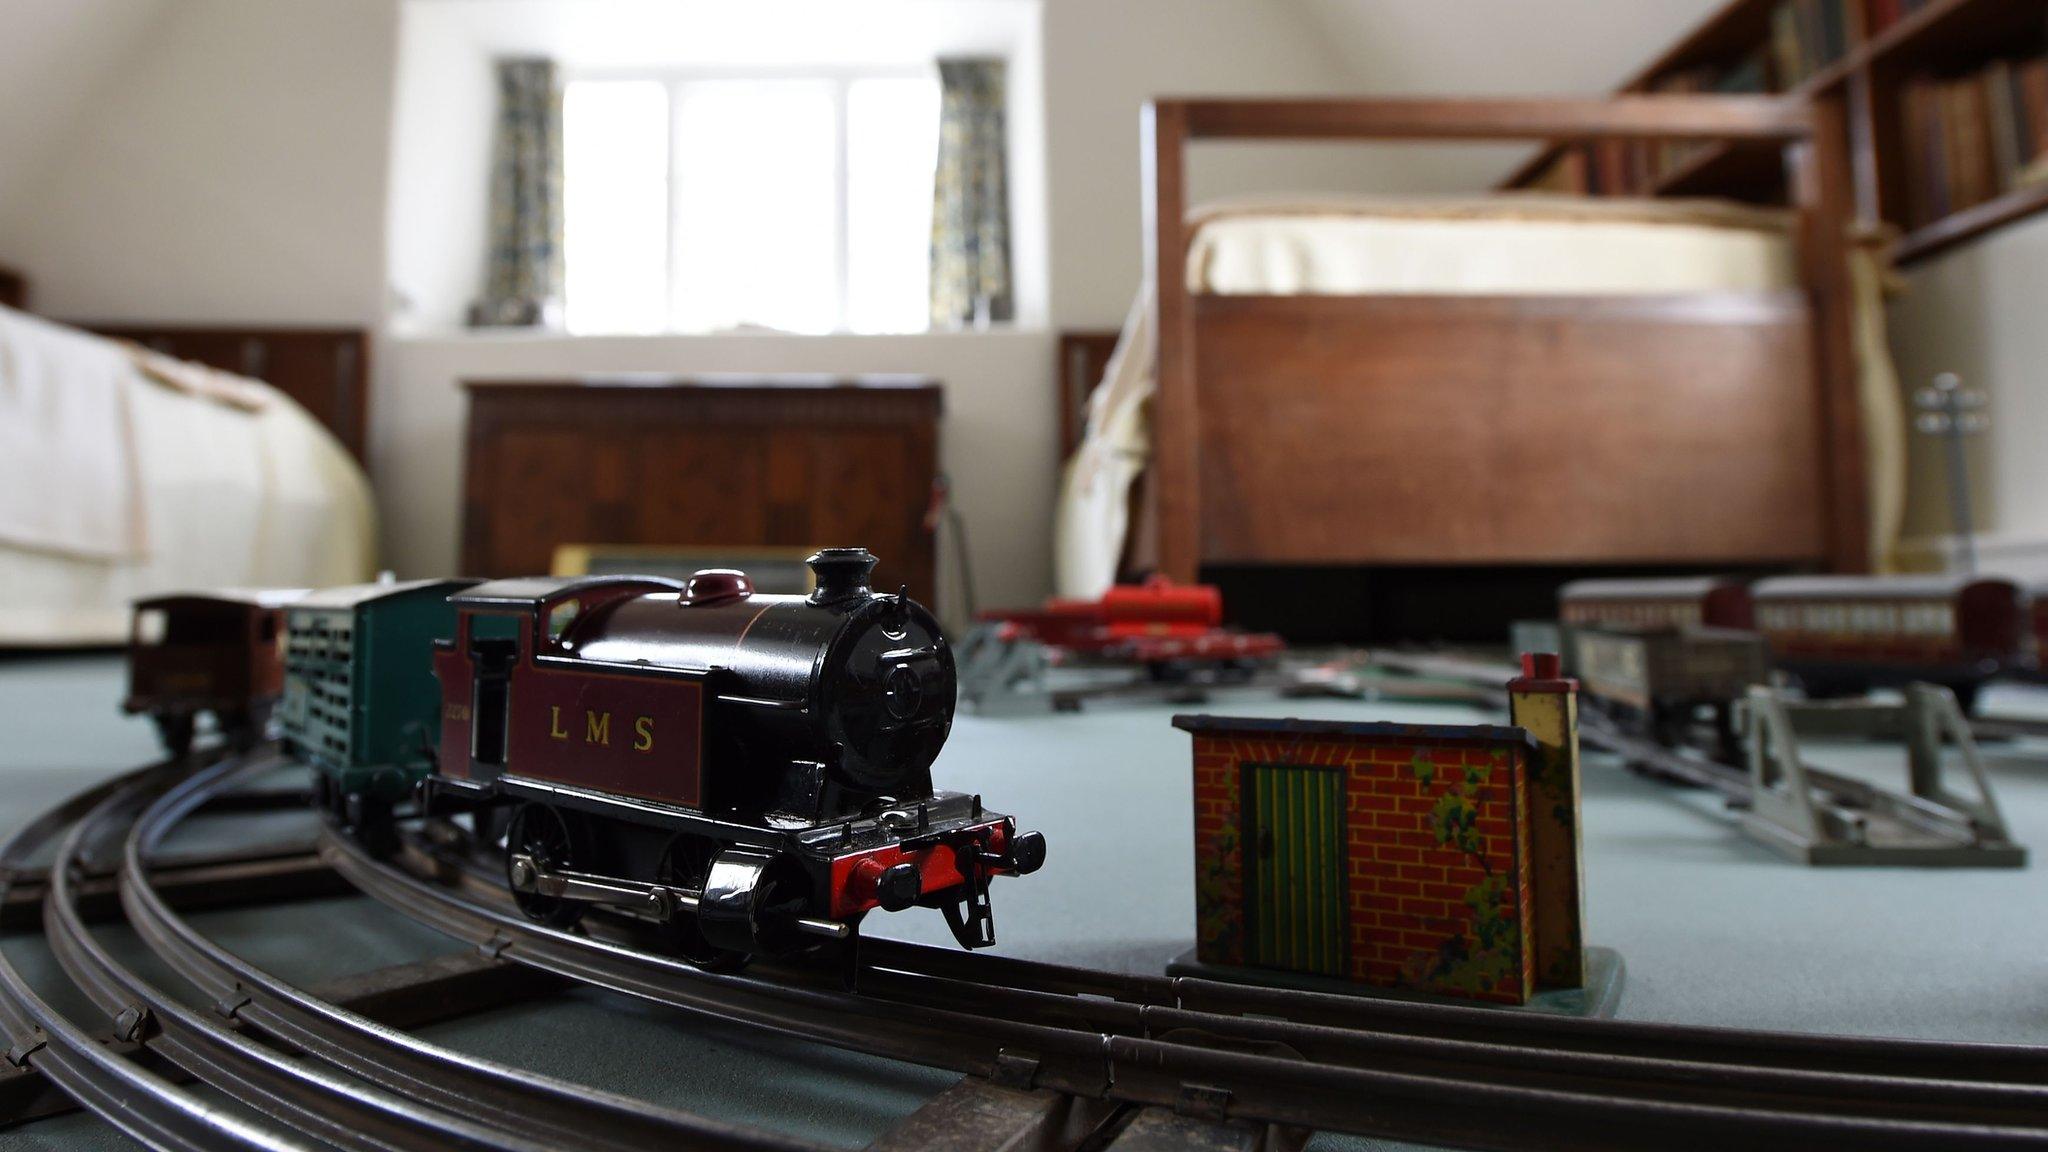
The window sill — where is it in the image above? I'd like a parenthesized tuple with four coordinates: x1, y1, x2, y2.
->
(382, 322, 1052, 343)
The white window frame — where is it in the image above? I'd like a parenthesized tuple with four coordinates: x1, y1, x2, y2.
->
(563, 64, 940, 335)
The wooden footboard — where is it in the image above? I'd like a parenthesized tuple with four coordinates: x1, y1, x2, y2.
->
(1142, 96, 1864, 581)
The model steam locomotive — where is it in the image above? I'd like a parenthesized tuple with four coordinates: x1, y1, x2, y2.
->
(418, 548, 1045, 965)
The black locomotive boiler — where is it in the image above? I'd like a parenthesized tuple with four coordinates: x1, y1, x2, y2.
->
(426, 548, 1045, 966)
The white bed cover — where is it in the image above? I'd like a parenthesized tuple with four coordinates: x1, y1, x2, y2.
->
(0, 305, 375, 645)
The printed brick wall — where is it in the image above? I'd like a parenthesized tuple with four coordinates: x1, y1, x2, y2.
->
(1190, 731, 1534, 1005)
(1191, 740, 1246, 965)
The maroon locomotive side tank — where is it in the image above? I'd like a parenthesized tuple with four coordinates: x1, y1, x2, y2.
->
(565, 548, 956, 807)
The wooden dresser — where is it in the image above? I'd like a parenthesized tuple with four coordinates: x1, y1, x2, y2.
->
(458, 376, 943, 599)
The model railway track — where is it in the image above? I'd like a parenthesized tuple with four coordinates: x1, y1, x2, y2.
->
(8, 750, 2048, 1149)
(334, 823, 2048, 1150)
(0, 752, 821, 1152)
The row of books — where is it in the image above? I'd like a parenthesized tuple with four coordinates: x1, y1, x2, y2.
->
(1901, 54, 2048, 227)
(1522, 138, 1724, 197)
(1770, 0, 1854, 89)
(1865, 0, 1933, 37)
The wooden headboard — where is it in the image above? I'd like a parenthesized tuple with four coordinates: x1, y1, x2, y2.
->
(0, 269, 372, 466)
(1140, 95, 1865, 582)
(1057, 330, 1119, 461)
(89, 324, 371, 465)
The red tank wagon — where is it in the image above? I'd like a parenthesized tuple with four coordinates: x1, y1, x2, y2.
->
(123, 589, 306, 755)
(425, 548, 1044, 965)
(982, 576, 1284, 675)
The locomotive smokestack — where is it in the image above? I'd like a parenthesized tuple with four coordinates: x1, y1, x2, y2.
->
(807, 548, 877, 605)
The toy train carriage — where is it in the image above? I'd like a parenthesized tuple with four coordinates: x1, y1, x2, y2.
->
(280, 579, 478, 826)
(1751, 575, 2022, 707)
(424, 548, 1045, 964)
(123, 589, 306, 755)
(1571, 625, 1767, 749)
(1557, 576, 1755, 631)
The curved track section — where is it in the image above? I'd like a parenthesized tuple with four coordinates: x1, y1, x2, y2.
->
(0, 754, 315, 1152)
(0, 754, 816, 1152)
(331, 825, 2048, 1150)
(118, 761, 820, 1152)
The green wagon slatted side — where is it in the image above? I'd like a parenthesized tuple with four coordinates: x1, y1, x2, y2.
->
(1243, 764, 1347, 976)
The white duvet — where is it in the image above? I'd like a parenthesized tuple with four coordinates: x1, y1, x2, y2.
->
(0, 306, 375, 645)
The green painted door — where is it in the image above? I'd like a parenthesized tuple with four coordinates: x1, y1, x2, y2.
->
(1243, 764, 1347, 976)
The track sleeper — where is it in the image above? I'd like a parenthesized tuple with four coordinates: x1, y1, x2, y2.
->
(112, 1005, 152, 1043)
(211, 990, 252, 1020)
(3, 1033, 44, 1069)
(991, 1050, 1041, 1089)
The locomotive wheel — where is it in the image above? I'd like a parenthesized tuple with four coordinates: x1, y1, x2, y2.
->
(153, 713, 195, 759)
(655, 834, 747, 971)
(506, 803, 586, 930)
(347, 790, 400, 859)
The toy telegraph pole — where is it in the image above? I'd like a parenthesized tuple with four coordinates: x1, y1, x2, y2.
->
(1913, 372, 1989, 574)
(1508, 652, 1585, 990)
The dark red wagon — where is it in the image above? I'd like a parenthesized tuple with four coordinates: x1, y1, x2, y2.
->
(123, 589, 306, 755)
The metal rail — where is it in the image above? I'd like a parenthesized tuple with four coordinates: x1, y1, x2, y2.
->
(118, 759, 822, 1152)
(334, 826, 2048, 1150)
(0, 753, 316, 1152)
(40, 761, 570, 1152)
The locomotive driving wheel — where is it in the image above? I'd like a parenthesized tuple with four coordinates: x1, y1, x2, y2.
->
(506, 803, 586, 929)
(655, 834, 747, 971)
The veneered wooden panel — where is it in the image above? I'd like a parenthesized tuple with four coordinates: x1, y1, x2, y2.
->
(633, 430, 770, 546)
(458, 379, 942, 599)
(483, 429, 604, 576)
(1190, 293, 1825, 565)
(807, 429, 930, 598)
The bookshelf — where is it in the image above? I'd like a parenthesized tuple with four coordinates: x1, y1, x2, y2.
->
(1502, 0, 2048, 267)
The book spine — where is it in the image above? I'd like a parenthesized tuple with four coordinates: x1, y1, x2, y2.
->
(2021, 57, 2048, 163)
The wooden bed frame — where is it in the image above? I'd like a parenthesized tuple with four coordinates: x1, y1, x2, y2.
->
(1, 267, 371, 466)
(1141, 95, 1865, 584)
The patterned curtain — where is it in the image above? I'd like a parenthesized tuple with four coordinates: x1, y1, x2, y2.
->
(930, 59, 1013, 328)
(472, 58, 563, 328)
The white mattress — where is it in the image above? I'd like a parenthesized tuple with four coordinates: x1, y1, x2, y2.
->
(1185, 194, 1802, 296)
(0, 319, 376, 645)
(1054, 195, 1907, 600)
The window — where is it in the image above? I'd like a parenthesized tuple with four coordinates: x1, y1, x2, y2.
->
(563, 71, 942, 336)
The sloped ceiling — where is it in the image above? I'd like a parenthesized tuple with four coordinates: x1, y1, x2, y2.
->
(1273, 0, 1732, 192)
(1292, 0, 1730, 96)
(0, 0, 169, 242)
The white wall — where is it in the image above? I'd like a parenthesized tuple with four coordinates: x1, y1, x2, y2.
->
(0, 0, 398, 324)
(0, 0, 168, 220)
(1885, 213, 2048, 578)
